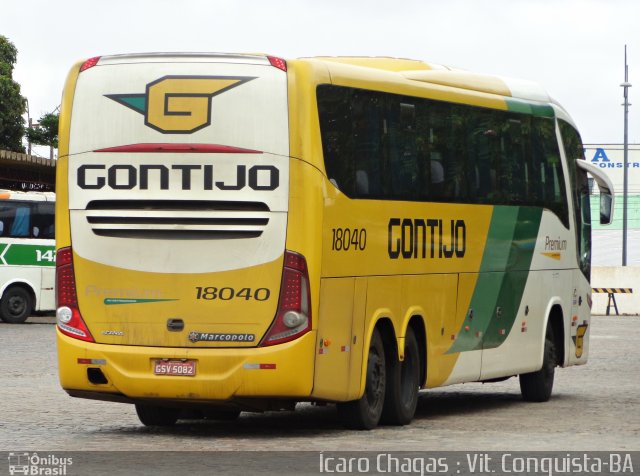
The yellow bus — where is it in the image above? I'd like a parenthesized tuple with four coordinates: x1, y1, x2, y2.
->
(56, 54, 614, 429)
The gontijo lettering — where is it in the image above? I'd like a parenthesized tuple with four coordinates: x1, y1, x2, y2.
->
(388, 218, 466, 259)
(77, 164, 280, 191)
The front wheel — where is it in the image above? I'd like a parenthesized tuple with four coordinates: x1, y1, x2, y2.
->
(0, 286, 33, 324)
(519, 324, 557, 402)
(135, 403, 180, 427)
(337, 329, 386, 430)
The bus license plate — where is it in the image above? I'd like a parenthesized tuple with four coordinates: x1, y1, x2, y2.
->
(153, 360, 196, 376)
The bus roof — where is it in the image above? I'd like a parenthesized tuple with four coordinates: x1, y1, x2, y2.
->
(307, 56, 552, 105)
(79, 53, 574, 126)
(302, 56, 577, 127)
(83, 53, 551, 103)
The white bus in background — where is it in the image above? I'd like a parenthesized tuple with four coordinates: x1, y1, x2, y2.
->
(0, 190, 55, 323)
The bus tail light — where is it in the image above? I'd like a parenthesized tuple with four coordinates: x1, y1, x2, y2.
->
(56, 247, 94, 342)
(260, 251, 311, 346)
(267, 56, 287, 72)
(79, 56, 101, 72)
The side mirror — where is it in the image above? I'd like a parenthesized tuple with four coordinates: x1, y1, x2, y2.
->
(576, 160, 615, 226)
(599, 192, 613, 225)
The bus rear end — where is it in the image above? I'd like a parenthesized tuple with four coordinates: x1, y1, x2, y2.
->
(56, 54, 314, 422)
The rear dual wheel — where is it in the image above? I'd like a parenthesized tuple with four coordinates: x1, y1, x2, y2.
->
(381, 327, 420, 425)
(135, 404, 180, 427)
(337, 327, 421, 429)
(337, 329, 386, 430)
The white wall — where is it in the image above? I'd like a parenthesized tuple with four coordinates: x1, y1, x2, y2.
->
(591, 266, 640, 315)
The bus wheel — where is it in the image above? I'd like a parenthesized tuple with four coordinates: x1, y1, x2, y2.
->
(519, 325, 557, 402)
(135, 403, 180, 426)
(337, 329, 386, 430)
(381, 327, 420, 425)
(0, 286, 33, 324)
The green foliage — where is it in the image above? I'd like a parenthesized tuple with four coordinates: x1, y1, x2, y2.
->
(0, 35, 18, 76)
(0, 35, 25, 152)
(26, 112, 59, 148)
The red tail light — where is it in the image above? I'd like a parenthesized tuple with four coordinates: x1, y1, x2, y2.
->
(56, 247, 94, 342)
(267, 56, 287, 72)
(260, 250, 311, 346)
(79, 56, 101, 72)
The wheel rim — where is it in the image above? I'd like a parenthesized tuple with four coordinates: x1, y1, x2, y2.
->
(365, 347, 384, 409)
(8, 295, 26, 316)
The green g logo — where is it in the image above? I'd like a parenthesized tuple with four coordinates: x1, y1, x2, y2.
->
(106, 75, 255, 134)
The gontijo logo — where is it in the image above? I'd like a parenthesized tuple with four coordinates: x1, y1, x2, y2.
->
(106, 76, 255, 134)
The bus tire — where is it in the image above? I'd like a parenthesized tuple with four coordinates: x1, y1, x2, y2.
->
(519, 324, 556, 402)
(336, 329, 386, 430)
(381, 327, 420, 425)
(135, 403, 180, 426)
(0, 286, 33, 324)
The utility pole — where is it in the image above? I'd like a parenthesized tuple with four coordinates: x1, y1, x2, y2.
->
(621, 45, 631, 266)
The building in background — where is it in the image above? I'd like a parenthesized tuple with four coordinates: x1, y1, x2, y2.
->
(584, 144, 640, 266)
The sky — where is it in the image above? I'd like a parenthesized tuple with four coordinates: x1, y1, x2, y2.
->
(3, 0, 640, 150)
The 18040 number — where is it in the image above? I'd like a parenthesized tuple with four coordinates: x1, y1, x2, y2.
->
(195, 287, 271, 301)
(331, 227, 367, 251)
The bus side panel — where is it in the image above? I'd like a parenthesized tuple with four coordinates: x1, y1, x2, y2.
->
(438, 272, 482, 386)
(38, 266, 55, 311)
(568, 268, 591, 366)
(312, 277, 355, 400)
(313, 272, 462, 401)
(55, 62, 82, 251)
(401, 273, 459, 388)
(480, 270, 568, 379)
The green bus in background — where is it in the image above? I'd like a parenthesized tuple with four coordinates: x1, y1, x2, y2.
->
(0, 190, 55, 323)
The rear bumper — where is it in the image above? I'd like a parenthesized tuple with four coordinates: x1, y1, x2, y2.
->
(57, 329, 315, 403)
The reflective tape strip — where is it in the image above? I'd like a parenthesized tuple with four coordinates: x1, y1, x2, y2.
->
(592, 288, 633, 294)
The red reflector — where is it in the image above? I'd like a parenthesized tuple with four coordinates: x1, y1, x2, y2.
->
(56, 247, 73, 267)
(77, 358, 92, 364)
(80, 56, 101, 72)
(260, 251, 311, 347)
(267, 56, 287, 72)
(56, 246, 95, 343)
(284, 252, 307, 272)
(259, 364, 276, 370)
(281, 268, 303, 310)
(95, 143, 263, 154)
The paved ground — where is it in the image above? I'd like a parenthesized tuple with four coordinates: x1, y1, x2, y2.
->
(1, 315, 638, 454)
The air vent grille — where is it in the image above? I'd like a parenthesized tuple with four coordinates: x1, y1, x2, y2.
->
(84, 200, 270, 239)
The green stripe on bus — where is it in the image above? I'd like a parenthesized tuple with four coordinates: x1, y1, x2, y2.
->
(447, 206, 542, 353)
(506, 98, 555, 118)
(482, 207, 542, 349)
(0, 243, 56, 267)
(104, 298, 179, 305)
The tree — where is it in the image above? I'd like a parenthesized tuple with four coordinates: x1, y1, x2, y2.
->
(0, 35, 26, 152)
(26, 111, 59, 159)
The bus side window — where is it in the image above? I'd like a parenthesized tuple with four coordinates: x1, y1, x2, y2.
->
(10, 206, 30, 237)
(33, 202, 55, 239)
